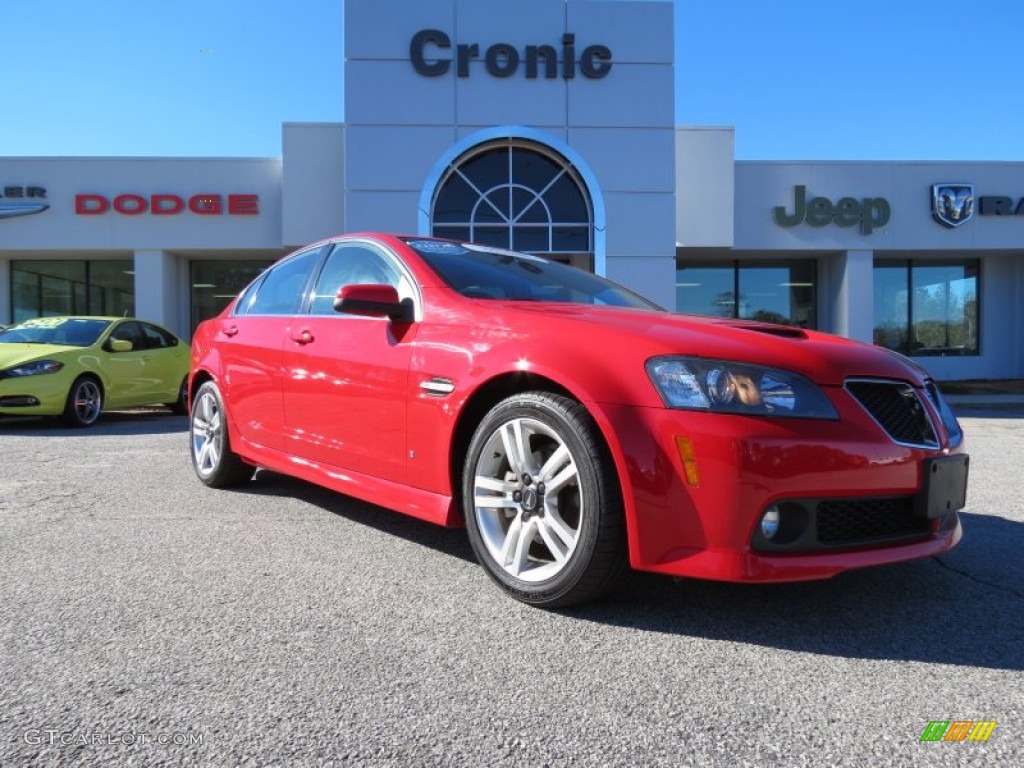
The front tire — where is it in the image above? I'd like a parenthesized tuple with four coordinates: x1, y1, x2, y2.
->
(190, 380, 254, 487)
(463, 392, 627, 608)
(61, 376, 103, 427)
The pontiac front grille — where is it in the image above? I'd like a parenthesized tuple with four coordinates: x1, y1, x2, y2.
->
(845, 379, 938, 448)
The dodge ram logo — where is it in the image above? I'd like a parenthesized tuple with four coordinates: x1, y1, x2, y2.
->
(932, 183, 974, 228)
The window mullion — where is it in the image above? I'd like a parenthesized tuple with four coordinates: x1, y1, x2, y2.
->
(733, 260, 740, 320)
(906, 261, 913, 355)
(507, 147, 514, 244)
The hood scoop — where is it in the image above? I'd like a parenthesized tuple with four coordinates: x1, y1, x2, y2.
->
(733, 323, 808, 340)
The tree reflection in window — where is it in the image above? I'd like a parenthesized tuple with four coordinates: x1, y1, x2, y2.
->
(873, 259, 979, 356)
(675, 260, 817, 328)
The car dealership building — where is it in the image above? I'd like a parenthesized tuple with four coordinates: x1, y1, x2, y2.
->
(1, 0, 1022, 381)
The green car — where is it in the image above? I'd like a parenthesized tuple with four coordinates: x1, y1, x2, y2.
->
(0, 316, 191, 427)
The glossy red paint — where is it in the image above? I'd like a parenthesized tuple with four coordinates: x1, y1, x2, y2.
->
(597, 401, 962, 581)
(190, 233, 965, 582)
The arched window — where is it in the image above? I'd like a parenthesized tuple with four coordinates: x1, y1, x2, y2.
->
(430, 140, 593, 269)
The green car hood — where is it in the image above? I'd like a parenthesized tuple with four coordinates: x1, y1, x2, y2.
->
(0, 344, 80, 370)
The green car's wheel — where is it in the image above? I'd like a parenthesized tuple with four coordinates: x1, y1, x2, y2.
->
(61, 376, 103, 428)
(166, 376, 189, 415)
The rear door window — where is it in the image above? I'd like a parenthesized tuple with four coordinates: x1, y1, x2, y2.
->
(140, 323, 178, 349)
(246, 247, 325, 316)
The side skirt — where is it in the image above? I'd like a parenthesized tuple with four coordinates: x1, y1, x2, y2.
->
(235, 437, 462, 528)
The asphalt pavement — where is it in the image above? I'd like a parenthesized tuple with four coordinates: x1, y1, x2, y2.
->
(0, 409, 1021, 767)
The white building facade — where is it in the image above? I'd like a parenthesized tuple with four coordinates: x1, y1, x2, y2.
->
(1, 0, 1021, 380)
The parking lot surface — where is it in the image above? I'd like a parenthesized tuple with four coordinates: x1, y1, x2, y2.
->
(1, 410, 1021, 767)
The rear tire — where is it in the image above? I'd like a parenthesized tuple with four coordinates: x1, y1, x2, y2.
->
(190, 380, 254, 487)
(61, 376, 103, 428)
(463, 392, 627, 608)
(166, 376, 188, 415)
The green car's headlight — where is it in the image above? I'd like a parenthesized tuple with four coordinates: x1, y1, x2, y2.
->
(2, 360, 65, 378)
(646, 356, 837, 419)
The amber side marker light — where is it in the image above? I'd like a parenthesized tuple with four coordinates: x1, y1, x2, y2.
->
(674, 436, 700, 487)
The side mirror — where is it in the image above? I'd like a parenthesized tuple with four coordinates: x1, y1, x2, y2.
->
(334, 284, 412, 322)
(109, 339, 133, 353)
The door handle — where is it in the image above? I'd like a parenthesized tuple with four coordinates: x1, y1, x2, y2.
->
(221, 325, 239, 337)
(290, 330, 314, 345)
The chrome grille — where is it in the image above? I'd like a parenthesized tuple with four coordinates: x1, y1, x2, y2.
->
(845, 379, 938, 448)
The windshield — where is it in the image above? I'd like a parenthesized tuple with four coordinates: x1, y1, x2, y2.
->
(0, 318, 111, 347)
(403, 239, 663, 310)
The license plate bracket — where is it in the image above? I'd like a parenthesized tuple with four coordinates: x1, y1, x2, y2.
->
(915, 454, 969, 519)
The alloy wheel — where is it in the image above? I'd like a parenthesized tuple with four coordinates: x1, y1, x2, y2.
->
(191, 389, 223, 478)
(472, 416, 583, 583)
(73, 380, 102, 425)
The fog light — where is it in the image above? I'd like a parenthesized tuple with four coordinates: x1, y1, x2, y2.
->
(761, 505, 781, 540)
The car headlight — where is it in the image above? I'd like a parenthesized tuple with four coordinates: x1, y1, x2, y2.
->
(925, 381, 963, 447)
(1, 360, 65, 378)
(646, 356, 837, 419)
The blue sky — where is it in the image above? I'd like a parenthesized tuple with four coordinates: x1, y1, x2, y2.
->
(3, 0, 1022, 160)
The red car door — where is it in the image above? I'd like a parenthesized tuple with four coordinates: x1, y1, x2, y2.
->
(280, 242, 416, 484)
(218, 246, 326, 453)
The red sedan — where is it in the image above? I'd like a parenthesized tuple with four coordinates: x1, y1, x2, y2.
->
(188, 234, 967, 607)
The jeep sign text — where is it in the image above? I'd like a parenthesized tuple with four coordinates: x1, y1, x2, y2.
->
(773, 185, 890, 235)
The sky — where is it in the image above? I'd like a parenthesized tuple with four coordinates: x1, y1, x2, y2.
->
(3, 0, 1023, 161)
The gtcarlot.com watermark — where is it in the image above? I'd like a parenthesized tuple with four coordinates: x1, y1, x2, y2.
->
(24, 729, 203, 747)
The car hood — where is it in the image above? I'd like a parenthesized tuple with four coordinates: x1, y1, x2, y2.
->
(484, 302, 929, 387)
(0, 344, 79, 369)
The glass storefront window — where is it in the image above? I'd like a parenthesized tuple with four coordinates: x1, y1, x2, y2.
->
(676, 260, 817, 328)
(873, 261, 909, 352)
(11, 260, 133, 322)
(190, 260, 275, 330)
(739, 262, 816, 327)
(675, 264, 734, 318)
(874, 259, 979, 356)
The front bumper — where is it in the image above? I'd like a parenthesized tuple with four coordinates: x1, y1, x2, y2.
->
(0, 373, 72, 416)
(598, 393, 965, 583)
